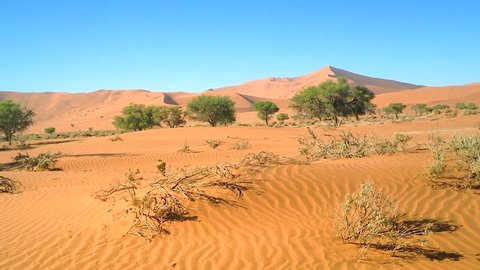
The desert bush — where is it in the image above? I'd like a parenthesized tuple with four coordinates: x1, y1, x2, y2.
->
(15, 140, 31, 150)
(0, 176, 21, 194)
(205, 139, 222, 149)
(109, 135, 123, 142)
(156, 159, 166, 174)
(298, 128, 411, 160)
(383, 103, 406, 119)
(424, 132, 447, 179)
(253, 101, 279, 125)
(276, 113, 289, 122)
(449, 135, 480, 182)
(178, 142, 193, 153)
(95, 152, 300, 238)
(462, 109, 478, 115)
(336, 182, 433, 260)
(230, 140, 250, 150)
(13, 152, 61, 171)
(44, 127, 56, 134)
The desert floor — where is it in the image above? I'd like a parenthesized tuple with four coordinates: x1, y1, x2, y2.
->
(1, 115, 480, 270)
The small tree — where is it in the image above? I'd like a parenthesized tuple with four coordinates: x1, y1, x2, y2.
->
(253, 101, 279, 125)
(431, 104, 449, 112)
(276, 113, 289, 122)
(0, 101, 35, 145)
(44, 127, 56, 134)
(412, 103, 429, 116)
(383, 103, 406, 119)
(466, 103, 478, 110)
(186, 96, 236, 127)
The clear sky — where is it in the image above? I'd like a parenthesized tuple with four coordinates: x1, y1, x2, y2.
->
(1, 0, 479, 93)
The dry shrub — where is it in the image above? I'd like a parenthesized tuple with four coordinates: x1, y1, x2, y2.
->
(205, 139, 222, 149)
(230, 140, 250, 150)
(178, 142, 193, 153)
(13, 152, 61, 171)
(424, 134, 480, 188)
(94, 151, 302, 239)
(336, 182, 432, 260)
(109, 135, 123, 142)
(156, 159, 166, 174)
(0, 176, 21, 194)
(298, 128, 411, 160)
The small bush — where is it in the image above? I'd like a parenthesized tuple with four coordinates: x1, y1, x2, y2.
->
(0, 176, 21, 194)
(450, 135, 480, 182)
(205, 139, 222, 149)
(178, 142, 193, 153)
(44, 127, 56, 134)
(276, 113, 289, 122)
(15, 140, 31, 150)
(13, 152, 61, 171)
(336, 182, 433, 260)
(109, 135, 123, 142)
(156, 159, 166, 174)
(230, 140, 250, 150)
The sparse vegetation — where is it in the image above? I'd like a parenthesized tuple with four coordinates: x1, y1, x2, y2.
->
(411, 103, 429, 116)
(156, 159, 166, 174)
(94, 151, 301, 239)
(186, 95, 236, 127)
(13, 152, 61, 171)
(298, 128, 411, 160)
(0, 176, 21, 194)
(113, 103, 163, 131)
(0, 100, 36, 145)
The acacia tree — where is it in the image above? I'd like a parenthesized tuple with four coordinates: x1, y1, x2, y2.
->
(253, 101, 279, 125)
(290, 78, 375, 127)
(186, 95, 236, 127)
(383, 103, 406, 119)
(0, 100, 35, 145)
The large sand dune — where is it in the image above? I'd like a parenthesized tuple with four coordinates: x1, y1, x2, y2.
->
(0, 66, 433, 132)
(1, 116, 479, 269)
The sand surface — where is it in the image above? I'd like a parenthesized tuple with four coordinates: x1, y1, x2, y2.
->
(1, 115, 479, 269)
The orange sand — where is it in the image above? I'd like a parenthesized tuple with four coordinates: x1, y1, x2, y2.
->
(1, 115, 479, 269)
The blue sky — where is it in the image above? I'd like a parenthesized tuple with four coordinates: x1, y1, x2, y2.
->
(1, 0, 479, 93)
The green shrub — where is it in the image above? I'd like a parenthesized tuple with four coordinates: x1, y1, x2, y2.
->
(276, 113, 289, 122)
(44, 127, 56, 134)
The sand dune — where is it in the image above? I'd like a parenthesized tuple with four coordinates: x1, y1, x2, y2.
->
(1, 116, 479, 269)
(374, 84, 480, 108)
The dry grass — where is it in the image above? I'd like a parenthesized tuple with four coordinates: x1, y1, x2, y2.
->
(205, 139, 222, 149)
(230, 140, 250, 150)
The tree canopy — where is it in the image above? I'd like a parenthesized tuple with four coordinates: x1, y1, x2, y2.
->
(113, 104, 185, 131)
(412, 103, 429, 116)
(290, 78, 375, 126)
(0, 100, 35, 145)
(186, 95, 236, 127)
(253, 101, 279, 125)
